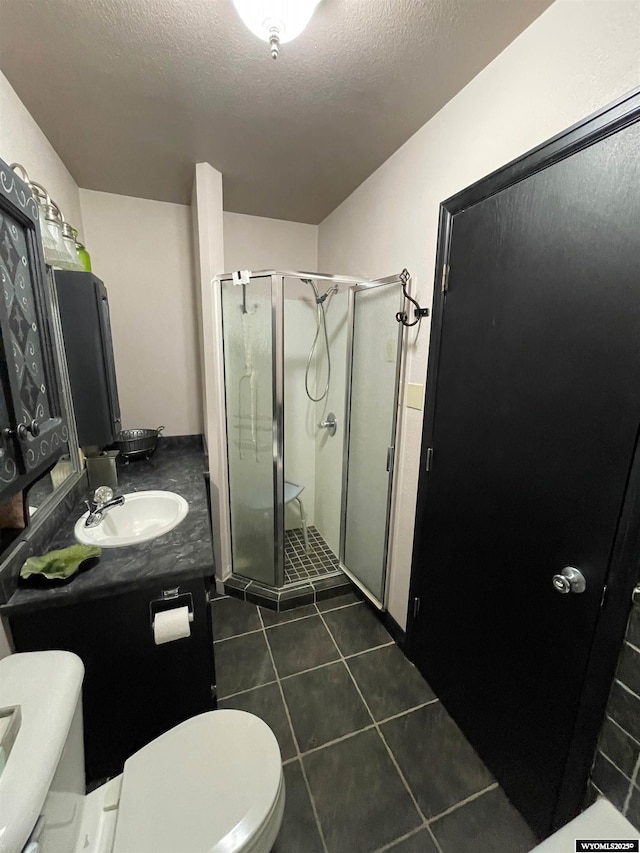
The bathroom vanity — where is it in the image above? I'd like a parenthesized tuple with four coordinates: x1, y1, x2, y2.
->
(0, 442, 217, 783)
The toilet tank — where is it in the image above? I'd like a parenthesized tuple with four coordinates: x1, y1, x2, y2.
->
(0, 651, 85, 853)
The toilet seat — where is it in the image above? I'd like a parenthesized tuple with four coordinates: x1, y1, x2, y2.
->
(112, 710, 284, 853)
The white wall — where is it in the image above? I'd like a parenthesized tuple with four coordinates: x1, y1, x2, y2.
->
(224, 212, 317, 272)
(192, 163, 227, 579)
(319, 0, 640, 629)
(192, 163, 225, 453)
(80, 189, 202, 436)
(284, 296, 318, 530)
(0, 71, 84, 236)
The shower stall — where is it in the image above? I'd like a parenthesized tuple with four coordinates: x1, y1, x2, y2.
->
(216, 269, 408, 608)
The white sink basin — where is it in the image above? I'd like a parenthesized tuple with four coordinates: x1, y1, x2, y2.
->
(74, 490, 189, 548)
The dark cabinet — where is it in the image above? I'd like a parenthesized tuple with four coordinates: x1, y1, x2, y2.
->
(0, 160, 68, 500)
(8, 575, 216, 782)
(54, 271, 121, 448)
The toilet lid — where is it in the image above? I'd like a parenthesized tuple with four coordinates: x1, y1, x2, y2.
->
(113, 710, 282, 853)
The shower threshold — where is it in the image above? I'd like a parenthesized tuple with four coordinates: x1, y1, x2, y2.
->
(224, 539, 350, 614)
(224, 570, 351, 612)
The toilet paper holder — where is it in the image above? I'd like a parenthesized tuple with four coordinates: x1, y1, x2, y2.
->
(149, 588, 194, 627)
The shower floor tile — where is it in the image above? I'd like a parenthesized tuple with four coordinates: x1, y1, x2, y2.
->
(284, 526, 340, 584)
(211, 594, 538, 852)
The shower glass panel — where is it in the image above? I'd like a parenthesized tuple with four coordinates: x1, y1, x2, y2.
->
(282, 276, 348, 586)
(342, 281, 403, 605)
(221, 275, 276, 585)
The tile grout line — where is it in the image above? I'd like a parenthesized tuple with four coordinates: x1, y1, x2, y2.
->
(614, 678, 640, 702)
(294, 698, 440, 762)
(299, 724, 378, 757)
(277, 656, 340, 682)
(372, 824, 427, 853)
(262, 611, 318, 628)
(217, 679, 279, 702)
(376, 698, 439, 726)
(623, 751, 640, 815)
(598, 744, 640, 787)
(213, 608, 321, 644)
(426, 781, 499, 826)
(214, 627, 263, 643)
(344, 640, 396, 657)
(316, 600, 365, 614)
(605, 713, 640, 749)
(315, 608, 429, 833)
(257, 605, 330, 853)
(424, 824, 445, 853)
(276, 638, 396, 684)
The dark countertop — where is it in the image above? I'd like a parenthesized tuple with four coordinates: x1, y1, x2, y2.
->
(1, 443, 214, 614)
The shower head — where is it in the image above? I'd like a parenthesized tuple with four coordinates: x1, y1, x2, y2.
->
(301, 277, 320, 300)
(315, 285, 339, 305)
(301, 278, 338, 305)
(302, 277, 336, 403)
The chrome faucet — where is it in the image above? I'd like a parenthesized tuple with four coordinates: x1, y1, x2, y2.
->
(84, 486, 125, 528)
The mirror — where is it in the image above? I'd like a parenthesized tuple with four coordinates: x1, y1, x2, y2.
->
(25, 452, 76, 516)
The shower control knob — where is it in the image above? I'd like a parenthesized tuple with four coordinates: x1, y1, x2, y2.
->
(318, 412, 337, 437)
(552, 566, 586, 595)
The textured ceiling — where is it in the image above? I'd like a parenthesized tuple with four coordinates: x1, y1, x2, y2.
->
(0, 0, 553, 223)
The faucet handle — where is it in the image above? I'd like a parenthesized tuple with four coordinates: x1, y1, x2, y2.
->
(93, 486, 114, 506)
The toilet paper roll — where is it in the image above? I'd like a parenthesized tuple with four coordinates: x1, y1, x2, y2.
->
(153, 606, 191, 645)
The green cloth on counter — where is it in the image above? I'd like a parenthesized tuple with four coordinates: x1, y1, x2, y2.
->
(20, 544, 102, 581)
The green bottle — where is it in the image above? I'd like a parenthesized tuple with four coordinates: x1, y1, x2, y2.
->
(72, 229, 92, 272)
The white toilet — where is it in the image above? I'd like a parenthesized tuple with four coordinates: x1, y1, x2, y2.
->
(0, 651, 285, 853)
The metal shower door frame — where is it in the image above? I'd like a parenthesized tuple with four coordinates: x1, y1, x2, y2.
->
(218, 268, 404, 593)
(339, 273, 407, 610)
(271, 273, 286, 588)
(218, 271, 283, 589)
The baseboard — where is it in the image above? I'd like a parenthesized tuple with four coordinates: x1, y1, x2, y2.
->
(381, 610, 406, 650)
(160, 434, 204, 451)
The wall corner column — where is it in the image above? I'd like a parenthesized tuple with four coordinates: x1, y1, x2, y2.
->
(191, 162, 230, 581)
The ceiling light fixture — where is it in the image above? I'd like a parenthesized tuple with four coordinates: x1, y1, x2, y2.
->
(232, 0, 322, 59)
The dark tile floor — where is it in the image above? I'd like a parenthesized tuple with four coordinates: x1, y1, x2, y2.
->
(285, 525, 340, 583)
(212, 593, 537, 853)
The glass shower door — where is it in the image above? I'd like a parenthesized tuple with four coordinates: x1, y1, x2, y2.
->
(221, 275, 277, 585)
(341, 278, 404, 606)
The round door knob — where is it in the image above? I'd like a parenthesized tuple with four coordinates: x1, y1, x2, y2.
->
(552, 575, 572, 594)
(17, 420, 40, 440)
(552, 566, 586, 594)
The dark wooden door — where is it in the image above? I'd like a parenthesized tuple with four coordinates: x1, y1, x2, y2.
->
(409, 106, 640, 836)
